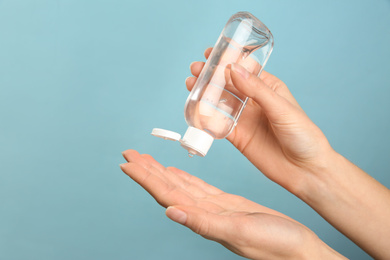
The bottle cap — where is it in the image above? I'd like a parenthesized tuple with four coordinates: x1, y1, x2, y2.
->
(180, 127, 214, 157)
(151, 128, 181, 141)
(151, 127, 214, 157)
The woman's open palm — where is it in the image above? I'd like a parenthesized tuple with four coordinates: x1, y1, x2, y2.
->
(120, 150, 331, 260)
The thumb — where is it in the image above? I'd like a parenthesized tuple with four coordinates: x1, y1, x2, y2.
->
(165, 206, 230, 240)
(230, 63, 293, 120)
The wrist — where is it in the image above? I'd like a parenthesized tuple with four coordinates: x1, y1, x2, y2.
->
(296, 147, 390, 259)
(293, 146, 342, 204)
(312, 239, 348, 260)
(295, 228, 347, 260)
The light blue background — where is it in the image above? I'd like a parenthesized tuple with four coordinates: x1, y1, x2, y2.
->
(1, 1, 389, 259)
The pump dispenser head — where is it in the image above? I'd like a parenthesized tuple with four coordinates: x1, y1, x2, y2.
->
(151, 127, 214, 157)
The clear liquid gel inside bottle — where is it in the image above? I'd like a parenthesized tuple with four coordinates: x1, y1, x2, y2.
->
(152, 11, 274, 157)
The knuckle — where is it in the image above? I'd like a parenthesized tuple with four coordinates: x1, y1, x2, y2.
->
(193, 217, 210, 237)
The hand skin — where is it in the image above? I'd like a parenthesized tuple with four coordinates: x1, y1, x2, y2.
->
(186, 48, 331, 195)
(120, 48, 390, 259)
(120, 150, 345, 260)
(186, 48, 390, 259)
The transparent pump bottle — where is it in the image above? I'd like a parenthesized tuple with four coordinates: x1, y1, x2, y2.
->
(152, 11, 274, 157)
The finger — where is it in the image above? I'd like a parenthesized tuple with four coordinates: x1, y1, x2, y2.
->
(122, 150, 168, 177)
(204, 47, 212, 59)
(259, 70, 276, 84)
(162, 167, 212, 200)
(141, 153, 166, 173)
(120, 162, 168, 199)
(230, 63, 296, 121)
(186, 61, 205, 92)
(124, 150, 201, 191)
(120, 162, 195, 207)
(185, 48, 212, 92)
(190, 61, 205, 77)
(122, 149, 143, 163)
(122, 151, 215, 201)
(122, 149, 163, 178)
(121, 149, 178, 188)
(167, 167, 224, 196)
(259, 70, 301, 109)
(189, 48, 212, 78)
(165, 205, 231, 241)
(120, 162, 154, 189)
(185, 76, 197, 91)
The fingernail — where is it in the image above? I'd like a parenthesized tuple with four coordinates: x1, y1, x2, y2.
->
(166, 206, 187, 225)
(119, 163, 126, 169)
(231, 63, 250, 79)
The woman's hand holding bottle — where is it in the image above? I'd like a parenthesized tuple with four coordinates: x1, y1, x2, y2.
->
(187, 48, 390, 259)
(186, 48, 333, 194)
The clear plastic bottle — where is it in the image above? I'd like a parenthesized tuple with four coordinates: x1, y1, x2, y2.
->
(152, 12, 273, 157)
